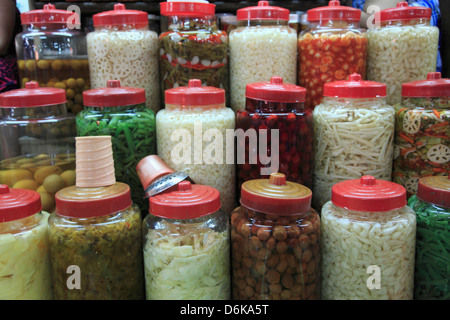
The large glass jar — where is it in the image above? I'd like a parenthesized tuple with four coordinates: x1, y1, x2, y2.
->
(236, 76, 313, 199)
(321, 176, 416, 300)
(367, 2, 439, 105)
(0, 82, 76, 213)
(231, 173, 321, 300)
(15, 4, 90, 115)
(159, 0, 228, 107)
(87, 4, 160, 113)
(156, 79, 235, 214)
(393, 72, 450, 197)
(408, 175, 449, 300)
(143, 181, 230, 300)
(0, 185, 52, 300)
(312, 73, 394, 211)
(77, 80, 156, 213)
(229, 1, 297, 112)
(48, 136, 144, 300)
(298, 0, 366, 110)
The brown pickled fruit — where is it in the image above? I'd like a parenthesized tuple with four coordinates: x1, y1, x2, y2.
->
(231, 206, 321, 300)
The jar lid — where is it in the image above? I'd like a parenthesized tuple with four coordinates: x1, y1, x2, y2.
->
(240, 173, 312, 215)
(402, 72, 450, 97)
(307, 0, 361, 22)
(93, 3, 149, 28)
(416, 175, 450, 208)
(21, 3, 79, 26)
(331, 176, 407, 212)
(165, 79, 225, 106)
(0, 81, 66, 108)
(83, 80, 146, 107)
(149, 181, 221, 219)
(160, 0, 215, 17)
(376, 1, 431, 22)
(0, 185, 42, 223)
(236, 1, 290, 21)
(323, 73, 387, 99)
(245, 76, 306, 103)
(55, 182, 132, 218)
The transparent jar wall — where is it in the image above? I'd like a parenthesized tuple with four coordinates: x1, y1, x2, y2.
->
(230, 205, 321, 300)
(87, 25, 160, 113)
(15, 24, 90, 114)
(48, 204, 144, 300)
(312, 96, 395, 211)
(393, 97, 450, 197)
(0, 212, 53, 299)
(76, 104, 156, 213)
(229, 20, 297, 112)
(159, 15, 229, 107)
(320, 202, 416, 300)
(407, 195, 450, 300)
(156, 103, 236, 214)
(366, 19, 439, 105)
(298, 20, 367, 110)
(236, 98, 313, 199)
(142, 209, 230, 300)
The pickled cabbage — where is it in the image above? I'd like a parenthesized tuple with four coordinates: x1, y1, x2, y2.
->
(143, 220, 230, 300)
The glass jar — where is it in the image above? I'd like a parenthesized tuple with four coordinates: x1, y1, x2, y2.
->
(367, 2, 439, 106)
(321, 176, 416, 300)
(0, 81, 76, 213)
(159, 0, 228, 107)
(408, 175, 449, 300)
(231, 173, 321, 300)
(312, 73, 394, 211)
(0, 185, 52, 299)
(15, 4, 90, 115)
(143, 181, 230, 300)
(229, 1, 297, 112)
(393, 72, 450, 197)
(77, 80, 156, 213)
(298, 0, 366, 110)
(236, 76, 313, 199)
(87, 4, 160, 113)
(156, 79, 235, 214)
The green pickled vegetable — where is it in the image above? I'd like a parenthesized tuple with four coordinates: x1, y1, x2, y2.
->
(76, 104, 156, 213)
(408, 195, 450, 300)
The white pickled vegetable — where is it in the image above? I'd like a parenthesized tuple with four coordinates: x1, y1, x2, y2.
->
(320, 202, 416, 300)
(0, 212, 52, 300)
(312, 97, 395, 209)
(143, 220, 230, 300)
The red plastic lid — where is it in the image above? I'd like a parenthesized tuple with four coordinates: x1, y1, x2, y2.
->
(0, 81, 66, 108)
(160, 1, 215, 17)
(376, 1, 431, 22)
(0, 185, 42, 223)
(331, 176, 407, 212)
(55, 182, 132, 218)
(21, 3, 79, 26)
(246, 76, 306, 103)
(93, 3, 149, 28)
(324, 73, 387, 98)
(402, 72, 450, 97)
(83, 80, 146, 107)
(307, 0, 361, 22)
(149, 181, 221, 219)
(236, 1, 290, 21)
(416, 175, 450, 208)
(240, 173, 312, 215)
(165, 79, 225, 106)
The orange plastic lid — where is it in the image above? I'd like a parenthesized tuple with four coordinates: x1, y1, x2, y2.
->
(240, 172, 312, 215)
(416, 175, 450, 208)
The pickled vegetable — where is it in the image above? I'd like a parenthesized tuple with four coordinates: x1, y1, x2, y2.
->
(48, 204, 144, 300)
(408, 195, 450, 300)
(393, 98, 450, 196)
